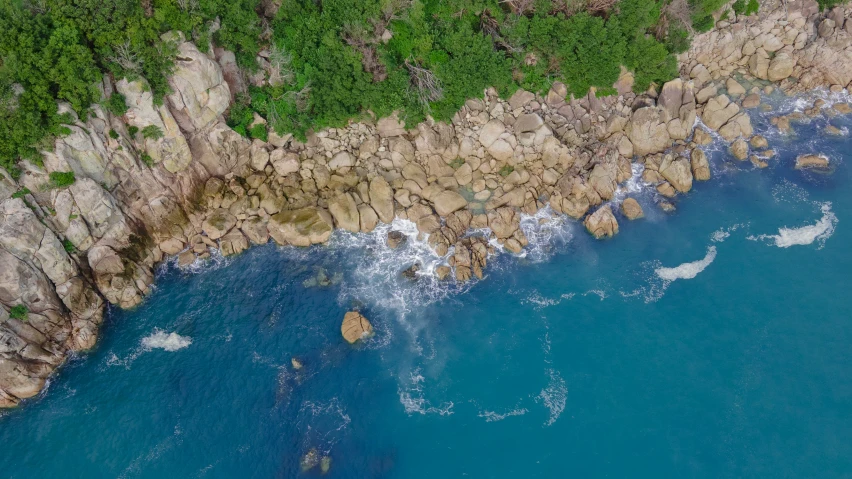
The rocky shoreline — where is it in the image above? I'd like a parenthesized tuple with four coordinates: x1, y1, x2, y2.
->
(1, 0, 850, 407)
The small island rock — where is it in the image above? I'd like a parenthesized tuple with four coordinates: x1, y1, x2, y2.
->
(341, 311, 374, 344)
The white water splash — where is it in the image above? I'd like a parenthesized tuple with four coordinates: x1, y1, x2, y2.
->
(478, 407, 529, 422)
(538, 368, 567, 427)
(141, 329, 192, 351)
(398, 369, 454, 416)
(748, 202, 837, 249)
(516, 206, 575, 263)
(655, 246, 717, 281)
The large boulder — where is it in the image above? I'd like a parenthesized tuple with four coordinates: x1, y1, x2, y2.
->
(795, 154, 830, 169)
(691, 149, 711, 181)
(432, 190, 468, 217)
(767, 53, 795, 82)
(268, 208, 333, 246)
(626, 107, 671, 156)
(584, 205, 619, 239)
(621, 198, 644, 220)
(328, 193, 361, 232)
(202, 209, 237, 240)
(659, 155, 693, 193)
(341, 311, 373, 344)
(369, 176, 394, 224)
(702, 95, 739, 131)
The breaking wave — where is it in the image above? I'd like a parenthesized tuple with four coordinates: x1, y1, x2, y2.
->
(397, 369, 454, 416)
(655, 246, 717, 281)
(748, 202, 837, 249)
(537, 368, 567, 427)
(141, 329, 192, 351)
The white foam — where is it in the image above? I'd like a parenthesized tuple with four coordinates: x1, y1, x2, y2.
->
(538, 368, 567, 427)
(749, 202, 837, 249)
(141, 329, 192, 351)
(655, 246, 717, 281)
(397, 369, 454, 416)
(478, 407, 529, 422)
(516, 206, 575, 263)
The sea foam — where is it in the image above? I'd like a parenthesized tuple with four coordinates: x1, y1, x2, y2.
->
(141, 330, 192, 351)
(655, 246, 717, 281)
(749, 203, 837, 249)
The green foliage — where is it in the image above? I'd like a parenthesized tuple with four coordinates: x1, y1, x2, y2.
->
(9, 305, 28, 321)
(0, 0, 717, 172)
(48, 170, 76, 188)
(128, 125, 139, 136)
(249, 123, 268, 142)
(109, 129, 120, 139)
(449, 158, 464, 169)
(11, 188, 30, 199)
(733, 0, 760, 15)
(140, 152, 154, 166)
(499, 165, 514, 177)
(692, 15, 715, 32)
(105, 92, 128, 117)
(141, 124, 164, 140)
(62, 239, 76, 254)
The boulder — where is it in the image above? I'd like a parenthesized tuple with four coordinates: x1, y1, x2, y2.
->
(584, 205, 619, 239)
(202, 209, 237, 240)
(729, 139, 749, 160)
(621, 198, 644, 220)
(271, 150, 299, 176)
(726, 78, 746, 96)
(795, 154, 829, 169)
(432, 190, 468, 217)
(514, 113, 544, 133)
(369, 176, 394, 224)
(328, 151, 355, 170)
(659, 156, 693, 193)
(702, 95, 739, 131)
(691, 149, 711, 181)
(626, 107, 671, 156)
(750, 135, 769, 149)
(341, 311, 374, 343)
(767, 53, 795, 82)
(328, 193, 361, 232)
(268, 208, 334, 246)
(358, 204, 379, 233)
(387, 231, 406, 249)
(479, 120, 505, 148)
(376, 113, 406, 137)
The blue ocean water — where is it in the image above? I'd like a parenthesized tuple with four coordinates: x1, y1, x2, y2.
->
(2, 92, 851, 478)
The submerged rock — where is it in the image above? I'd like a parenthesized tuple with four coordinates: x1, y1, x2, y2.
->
(301, 449, 320, 471)
(401, 263, 421, 280)
(341, 311, 373, 344)
(795, 154, 830, 169)
(387, 231, 406, 249)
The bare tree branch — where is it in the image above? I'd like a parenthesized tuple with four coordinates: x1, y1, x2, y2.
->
(405, 58, 443, 110)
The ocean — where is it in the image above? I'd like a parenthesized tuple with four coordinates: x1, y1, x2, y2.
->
(1, 90, 850, 478)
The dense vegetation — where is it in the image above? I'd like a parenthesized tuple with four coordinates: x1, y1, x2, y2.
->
(0, 0, 730, 174)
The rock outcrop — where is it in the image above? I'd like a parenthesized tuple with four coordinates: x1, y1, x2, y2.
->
(5, 0, 852, 405)
(341, 311, 373, 344)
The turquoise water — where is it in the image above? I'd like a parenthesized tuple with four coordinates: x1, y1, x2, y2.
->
(2, 93, 852, 478)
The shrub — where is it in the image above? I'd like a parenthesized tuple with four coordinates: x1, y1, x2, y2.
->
(141, 125, 164, 140)
(140, 152, 154, 167)
(499, 165, 514, 177)
(11, 188, 30, 199)
(449, 158, 464, 169)
(105, 92, 128, 117)
(692, 15, 715, 32)
(128, 125, 139, 137)
(108, 129, 119, 139)
(249, 123, 268, 142)
(9, 305, 28, 321)
(48, 171, 76, 188)
(62, 239, 76, 254)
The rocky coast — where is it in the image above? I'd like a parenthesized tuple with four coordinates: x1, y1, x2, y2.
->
(1, 0, 851, 407)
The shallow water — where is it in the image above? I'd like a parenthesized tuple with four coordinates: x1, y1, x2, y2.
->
(3, 92, 852, 478)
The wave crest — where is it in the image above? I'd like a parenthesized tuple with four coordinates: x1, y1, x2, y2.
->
(655, 246, 717, 281)
(141, 330, 192, 351)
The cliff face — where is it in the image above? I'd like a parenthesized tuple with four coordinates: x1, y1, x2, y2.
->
(0, 0, 848, 407)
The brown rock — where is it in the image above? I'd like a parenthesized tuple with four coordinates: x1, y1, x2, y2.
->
(795, 154, 829, 169)
(584, 205, 618, 239)
(341, 311, 373, 344)
(621, 198, 644, 220)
